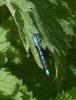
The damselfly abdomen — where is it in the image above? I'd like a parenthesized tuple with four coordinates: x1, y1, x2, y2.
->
(33, 34, 50, 76)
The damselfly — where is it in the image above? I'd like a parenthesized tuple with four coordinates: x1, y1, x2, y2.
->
(33, 34, 50, 76)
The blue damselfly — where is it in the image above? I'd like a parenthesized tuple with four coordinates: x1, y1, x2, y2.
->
(33, 34, 50, 76)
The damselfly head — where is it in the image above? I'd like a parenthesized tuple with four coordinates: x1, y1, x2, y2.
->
(33, 33, 39, 39)
(33, 33, 39, 44)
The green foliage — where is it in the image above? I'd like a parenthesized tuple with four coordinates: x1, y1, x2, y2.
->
(0, 0, 5, 6)
(0, 0, 76, 100)
(0, 68, 36, 100)
(5, 0, 43, 69)
(50, 87, 76, 100)
(5, 0, 75, 80)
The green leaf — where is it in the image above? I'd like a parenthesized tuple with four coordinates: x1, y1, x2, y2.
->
(5, 0, 43, 69)
(28, 0, 75, 80)
(7, 46, 22, 65)
(0, 17, 17, 53)
(0, 68, 36, 100)
(0, 0, 5, 6)
(53, 87, 76, 100)
(0, 16, 20, 66)
(5, 0, 75, 79)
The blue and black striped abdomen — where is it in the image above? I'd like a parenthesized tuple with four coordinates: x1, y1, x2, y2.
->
(33, 34, 50, 76)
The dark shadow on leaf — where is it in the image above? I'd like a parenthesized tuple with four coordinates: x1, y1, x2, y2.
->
(0, 5, 10, 23)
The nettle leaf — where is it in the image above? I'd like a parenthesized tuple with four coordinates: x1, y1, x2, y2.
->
(0, 23, 10, 53)
(0, 16, 17, 53)
(0, 16, 17, 66)
(7, 45, 22, 65)
(5, 0, 43, 69)
(51, 87, 76, 100)
(0, 0, 5, 6)
(0, 68, 36, 100)
(5, 0, 75, 78)
(27, 0, 75, 79)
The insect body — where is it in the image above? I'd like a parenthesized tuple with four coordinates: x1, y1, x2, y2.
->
(33, 34, 50, 76)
